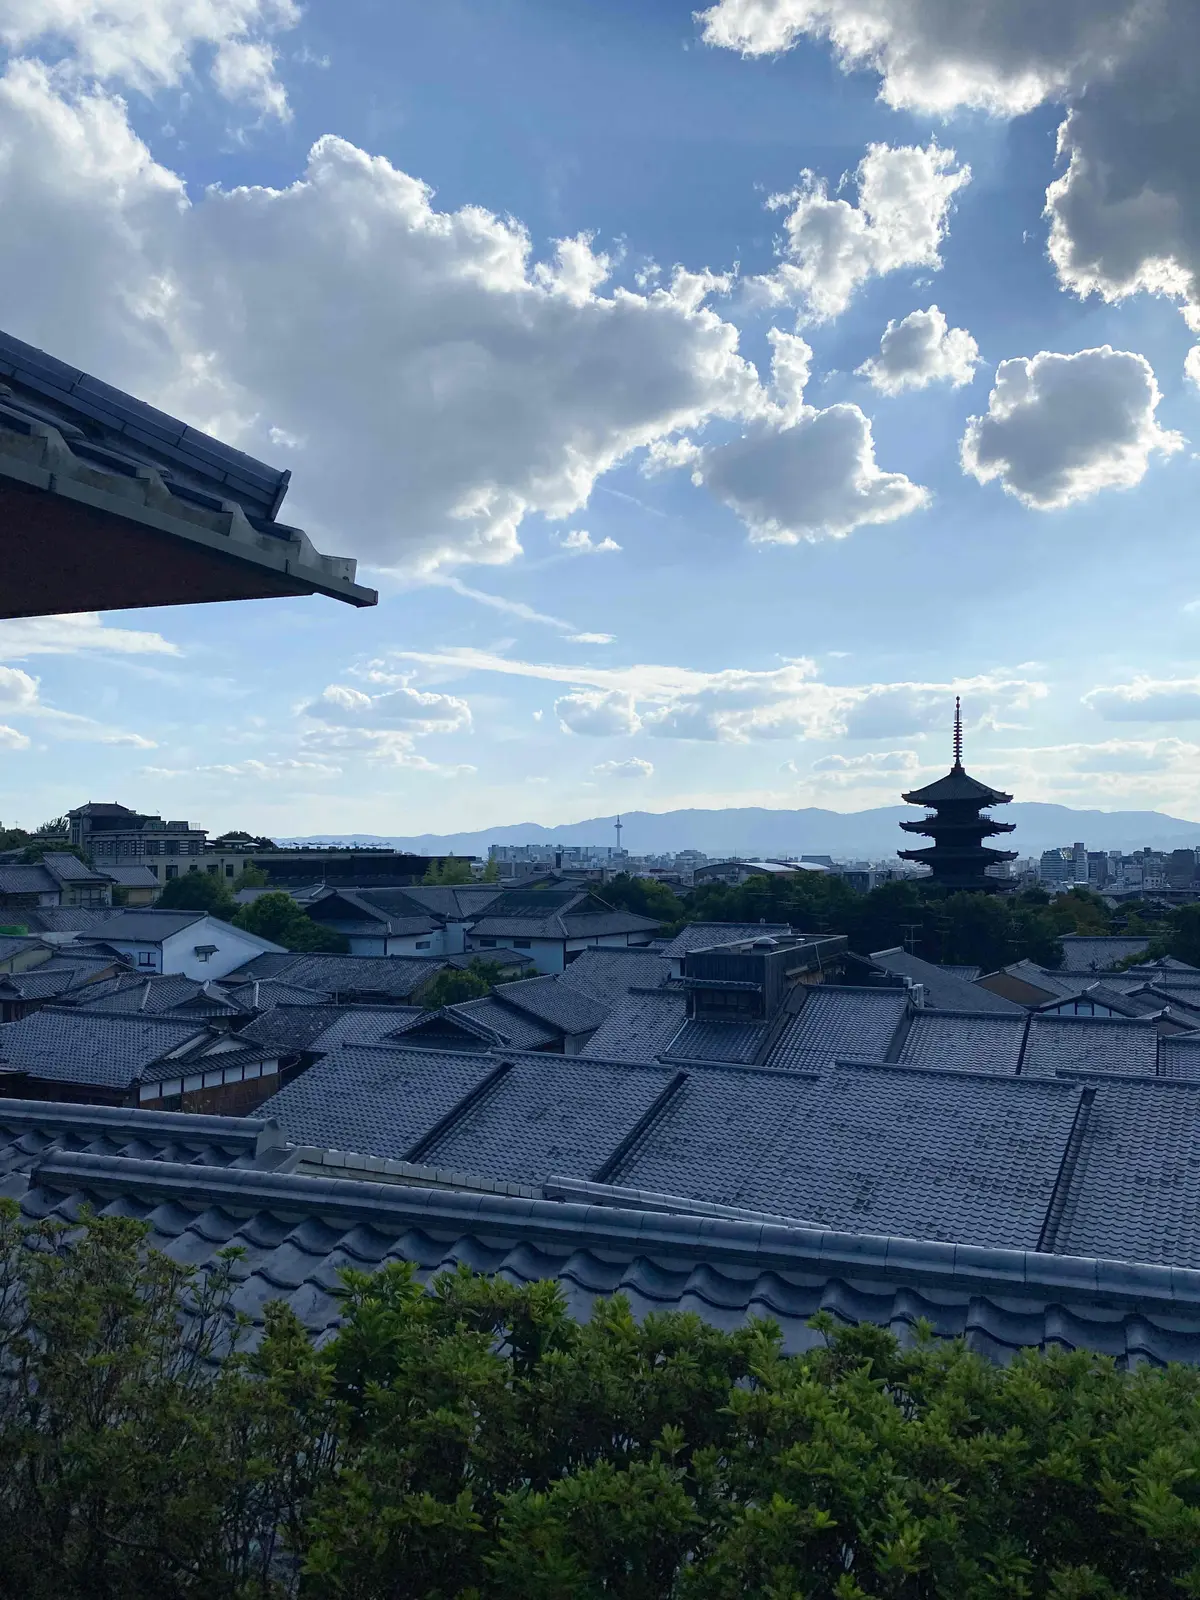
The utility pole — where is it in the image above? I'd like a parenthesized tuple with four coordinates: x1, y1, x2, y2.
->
(900, 922, 922, 957)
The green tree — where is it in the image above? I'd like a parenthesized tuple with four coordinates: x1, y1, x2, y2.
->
(236, 862, 270, 888)
(1156, 902, 1200, 967)
(233, 891, 349, 952)
(156, 871, 237, 917)
(482, 856, 501, 882)
(598, 872, 686, 925)
(423, 857, 476, 885)
(419, 958, 511, 1007)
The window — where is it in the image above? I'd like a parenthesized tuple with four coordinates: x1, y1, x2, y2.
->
(225, 865, 235, 878)
(137, 952, 155, 968)
(165, 866, 178, 880)
(415, 940, 431, 950)
(477, 937, 496, 948)
(147, 864, 158, 878)
(207, 864, 219, 876)
(513, 939, 532, 949)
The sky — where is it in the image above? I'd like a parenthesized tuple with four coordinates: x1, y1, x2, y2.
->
(4, 0, 1200, 839)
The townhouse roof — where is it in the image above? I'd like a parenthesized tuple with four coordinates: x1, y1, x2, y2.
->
(0, 325, 376, 615)
(658, 923, 793, 960)
(4, 1094, 1200, 1365)
(490, 974, 610, 1035)
(304, 1006, 426, 1053)
(99, 865, 160, 889)
(557, 946, 675, 1007)
(1160, 1034, 1200, 1081)
(897, 1010, 1028, 1075)
(0, 864, 58, 896)
(237, 1005, 356, 1056)
(39, 852, 110, 885)
(660, 1018, 768, 1064)
(468, 888, 660, 942)
(1021, 1014, 1161, 1078)
(763, 986, 910, 1071)
(223, 953, 445, 1000)
(868, 947, 1024, 1013)
(583, 990, 688, 1062)
(446, 997, 561, 1051)
(1058, 935, 1153, 973)
(63, 973, 249, 1016)
(0, 1009, 211, 1088)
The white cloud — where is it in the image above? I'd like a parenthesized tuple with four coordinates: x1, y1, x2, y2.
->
(0, 613, 179, 658)
(0, 0, 298, 114)
(689, 330, 929, 543)
(146, 757, 341, 779)
(0, 725, 30, 750)
(700, 2, 1200, 332)
(961, 347, 1182, 510)
(558, 530, 621, 554)
(857, 305, 979, 394)
(555, 690, 641, 736)
(303, 683, 471, 736)
(1083, 676, 1200, 723)
(0, 666, 41, 712)
(0, 67, 768, 573)
(593, 757, 654, 779)
(569, 632, 616, 645)
(748, 143, 970, 319)
(400, 646, 1046, 746)
(812, 749, 919, 773)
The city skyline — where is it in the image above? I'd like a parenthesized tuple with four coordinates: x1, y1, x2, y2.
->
(3, 2, 1200, 834)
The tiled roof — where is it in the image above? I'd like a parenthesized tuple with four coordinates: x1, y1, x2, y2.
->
(763, 987, 910, 1071)
(224, 978, 335, 1008)
(306, 1006, 425, 1053)
(0, 967, 100, 1002)
(869, 948, 1023, 1013)
(1053, 1080, 1200, 1266)
(256, 1047, 499, 1160)
(0, 864, 55, 895)
(448, 997, 561, 1050)
(898, 1011, 1028, 1075)
(558, 947, 674, 1007)
(661, 1018, 768, 1064)
(1162, 1034, 1200, 1080)
(0, 1099, 288, 1177)
(237, 1006, 352, 1055)
(749, 1061, 1081, 1249)
(0, 1009, 210, 1088)
(1022, 1015, 1160, 1078)
(40, 852, 109, 885)
(989, 960, 1089, 1002)
(419, 1056, 677, 1185)
(491, 975, 610, 1034)
(584, 991, 688, 1062)
(228, 954, 443, 1001)
(65, 974, 247, 1016)
(83, 909, 206, 942)
(1058, 936, 1152, 973)
(100, 865, 160, 888)
(12, 907, 120, 934)
(379, 885, 502, 920)
(658, 923, 792, 960)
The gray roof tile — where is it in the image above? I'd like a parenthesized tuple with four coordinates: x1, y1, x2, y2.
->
(1160, 1034, 1200, 1081)
(764, 987, 909, 1071)
(449, 997, 560, 1050)
(898, 1011, 1028, 1075)
(661, 1018, 768, 1064)
(869, 948, 1023, 1013)
(658, 923, 792, 960)
(1022, 1015, 1160, 1078)
(306, 1006, 425, 1053)
(0, 1010, 210, 1088)
(1058, 936, 1152, 973)
(584, 991, 688, 1062)
(557, 947, 674, 1007)
(492, 975, 610, 1034)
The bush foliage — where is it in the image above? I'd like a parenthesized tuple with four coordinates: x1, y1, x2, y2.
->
(5, 1202, 1200, 1598)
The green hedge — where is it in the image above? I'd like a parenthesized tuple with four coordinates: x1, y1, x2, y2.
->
(2, 1202, 1199, 1598)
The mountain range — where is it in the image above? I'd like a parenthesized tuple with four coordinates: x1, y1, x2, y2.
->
(284, 803, 1200, 861)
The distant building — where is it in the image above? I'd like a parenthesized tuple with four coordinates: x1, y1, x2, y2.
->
(69, 803, 205, 881)
(897, 700, 1016, 892)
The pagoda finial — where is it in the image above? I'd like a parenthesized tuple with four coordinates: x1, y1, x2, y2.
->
(953, 696, 963, 769)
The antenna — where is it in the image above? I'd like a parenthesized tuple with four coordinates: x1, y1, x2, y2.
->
(953, 695, 963, 769)
(614, 814, 623, 854)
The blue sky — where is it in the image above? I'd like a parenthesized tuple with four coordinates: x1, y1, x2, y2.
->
(3, 0, 1200, 838)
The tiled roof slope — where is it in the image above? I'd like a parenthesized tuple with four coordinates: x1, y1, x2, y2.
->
(584, 990, 688, 1062)
(1159, 1034, 1200, 1081)
(306, 1006, 425, 1053)
(1022, 1015, 1160, 1078)
(418, 1056, 677, 1185)
(0, 1009, 210, 1088)
(256, 1047, 499, 1160)
(753, 1062, 1082, 1249)
(764, 987, 909, 1071)
(6, 1097, 1200, 1364)
(557, 947, 674, 1007)
(658, 923, 792, 960)
(1052, 1080, 1200, 1266)
(491, 975, 610, 1034)
(898, 1011, 1028, 1074)
(226, 954, 443, 1000)
(447, 997, 561, 1050)
(661, 1019, 768, 1064)
(869, 948, 1023, 1013)
(1058, 936, 1152, 973)
(236, 1006, 352, 1055)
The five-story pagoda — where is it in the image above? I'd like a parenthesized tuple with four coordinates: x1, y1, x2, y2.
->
(897, 698, 1016, 892)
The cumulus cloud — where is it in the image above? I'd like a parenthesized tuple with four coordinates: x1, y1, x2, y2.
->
(961, 347, 1182, 510)
(812, 749, 919, 773)
(555, 690, 641, 736)
(301, 680, 472, 769)
(593, 757, 654, 779)
(688, 331, 928, 543)
(0, 64, 772, 572)
(400, 645, 1046, 746)
(700, 1, 1200, 333)
(0, 725, 30, 750)
(857, 305, 979, 394)
(558, 530, 621, 554)
(749, 143, 970, 319)
(0, 613, 179, 658)
(0, 0, 299, 112)
(1083, 676, 1200, 722)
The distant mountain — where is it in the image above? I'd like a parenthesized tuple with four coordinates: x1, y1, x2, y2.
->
(283, 802, 1200, 861)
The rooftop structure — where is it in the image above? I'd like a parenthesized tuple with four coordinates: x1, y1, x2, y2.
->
(898, 698, 1017, 892)
(0, 327, 376, 617)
